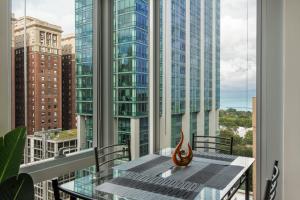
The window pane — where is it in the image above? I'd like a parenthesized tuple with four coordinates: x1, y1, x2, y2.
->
(75, 0, 94, 149)
(9, 0, 257, 199)
(159, 0, 256, 197)
(12, 0, 94, 199)
(219, 0, 256, 196)
(113, 0, 150, 157)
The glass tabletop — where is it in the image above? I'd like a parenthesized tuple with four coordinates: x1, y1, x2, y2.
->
(60, 148, 254, 200)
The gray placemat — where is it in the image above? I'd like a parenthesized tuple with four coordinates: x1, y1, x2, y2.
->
(128, 156, 170, 173)
(142, 159, 174, 177)
(110, 177, 200, 200)
(186, 163, 243, 190)
(161, 161, 210, 181)
(193, 152, 237, 162)
(205, 165, 244, 189)
(113, 154, 161, 171)
(96, 182, 183, 200)
(186, 163, 225, 184)
(96, 172, 203, 200)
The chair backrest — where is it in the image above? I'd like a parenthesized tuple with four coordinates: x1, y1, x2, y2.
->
(94, 139, 131, 173)
(264, 160, 280, 200)
(52, 179, 76, 200)
(52, 179, 63, 200)
(192, 134, 233, 155)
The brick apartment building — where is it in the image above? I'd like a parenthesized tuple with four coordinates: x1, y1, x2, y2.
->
(61, 34, 76, 130)
(13, 16, 62, 134)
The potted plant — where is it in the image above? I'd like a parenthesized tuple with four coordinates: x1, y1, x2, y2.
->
(0, 127, 34, 200)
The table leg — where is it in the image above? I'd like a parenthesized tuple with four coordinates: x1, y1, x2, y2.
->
(245, 169, 250, 200)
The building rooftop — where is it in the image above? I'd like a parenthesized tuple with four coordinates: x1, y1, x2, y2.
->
(49, 129, 77, 141)
(29, 129, 77, 142)
(62, 33, 75, 40)
(14, 16, 63, 33)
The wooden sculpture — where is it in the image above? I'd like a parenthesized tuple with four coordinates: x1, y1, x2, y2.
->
(172, 129, 193, 166)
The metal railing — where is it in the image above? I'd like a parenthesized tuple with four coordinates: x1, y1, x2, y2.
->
(20, 148, 95, 183)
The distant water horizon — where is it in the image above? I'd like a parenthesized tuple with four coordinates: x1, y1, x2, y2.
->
(220, 97, 255, 111)
(220, 89, 256, 111)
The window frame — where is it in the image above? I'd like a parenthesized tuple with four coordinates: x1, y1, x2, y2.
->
(93, 0, 115, 148)
(148, 0, 161, 154)
(0, 1, 269, 199)
(0, 0, 12, 134)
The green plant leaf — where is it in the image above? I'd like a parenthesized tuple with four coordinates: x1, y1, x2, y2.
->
(0, 173, 34, 200)
(0, 127, 26, 184)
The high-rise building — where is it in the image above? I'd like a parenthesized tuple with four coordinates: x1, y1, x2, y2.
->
(25, 129, 77, 200)
(113, 0, 150, 157)
(75, 0, 220, 157)
(159, 0, 220, 148)
(13, 16, 63, 135)
(62, 34, 76, 130)
(75, 0, 94, 149)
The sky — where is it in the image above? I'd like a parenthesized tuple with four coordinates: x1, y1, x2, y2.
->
(12, 0, 256, 111)
(220, 0, 256, 110)
(12, 0, 75, 36)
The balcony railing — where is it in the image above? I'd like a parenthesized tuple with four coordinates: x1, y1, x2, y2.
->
(20, 148, 94, 183)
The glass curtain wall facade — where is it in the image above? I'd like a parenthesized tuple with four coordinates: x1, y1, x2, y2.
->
(204, 0, 213, 136)
(160, 0, 220, 147)
(215, 0, 220, 110)
(170, 0, 186, 146)
(113, 0, 149, 157)
(75, 0, 94, 149)
(204, 0, 220, 136)
(190, 0, 201, 140)
(74, 0, 219, 154)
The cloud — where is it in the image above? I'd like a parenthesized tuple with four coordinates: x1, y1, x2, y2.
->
(220, 0, 256, 108)
(12, 0, 75, 35)
(12, 0, 257, 109)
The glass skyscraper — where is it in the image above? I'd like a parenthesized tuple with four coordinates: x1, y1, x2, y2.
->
(75, 0, 220, 155)
(190, 0, 201, 140)
(75, 0, 94, 149)
(113, 0, 149, 156)
(160, 0, 220, 147)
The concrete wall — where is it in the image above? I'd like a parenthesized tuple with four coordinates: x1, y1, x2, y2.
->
(259, 0, 300, 199)
(0, 0, 12, 135)
(259, 0, 283, 199)
(283, 0, 300, 199)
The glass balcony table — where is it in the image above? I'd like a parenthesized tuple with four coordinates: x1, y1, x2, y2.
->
(59, 148, 254, 200)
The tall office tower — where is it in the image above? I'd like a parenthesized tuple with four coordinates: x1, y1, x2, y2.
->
(75, 0, 94, 149)
(160, 0, 220, 147)
(62, 34, 76, 130)
(25, 129, 77, 200)
(113, 0, 149, 158)
(14, 16, 63, 135)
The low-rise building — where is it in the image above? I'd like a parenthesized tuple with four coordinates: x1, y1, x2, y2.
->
(25, 129, 77, 200)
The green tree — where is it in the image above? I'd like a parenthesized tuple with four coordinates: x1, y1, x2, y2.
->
(219, 108, 252, 129)
(244, 131, 253, 145)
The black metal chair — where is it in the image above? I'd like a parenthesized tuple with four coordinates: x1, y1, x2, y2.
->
(264, 160, 280, 200)
(52, 179, 77, 200)
(52, 141, 131, 200)
(192, 134, 233, 155)
(94, 140, 131, 174)
(52, 174, 100, 200)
